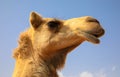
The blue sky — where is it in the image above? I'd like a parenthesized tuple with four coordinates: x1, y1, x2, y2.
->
(0, 0, 120, 77)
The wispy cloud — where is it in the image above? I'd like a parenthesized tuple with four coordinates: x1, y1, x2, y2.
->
(79, 70, 107, 77)
(58, 70, 107, 77)
(79, 71, 93, 77)
(95, 69, 107, 77)
(112, 66, 116, 71)
(58, 66, 118, 77)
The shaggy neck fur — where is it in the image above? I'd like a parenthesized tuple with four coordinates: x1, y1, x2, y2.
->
(12, 31, 81, 77)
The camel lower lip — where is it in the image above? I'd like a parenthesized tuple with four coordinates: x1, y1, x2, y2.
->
(86, 34, 100, 44)
(78, 31, 100, 44)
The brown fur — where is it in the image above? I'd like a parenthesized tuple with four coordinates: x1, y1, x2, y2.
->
(12, 12, 105, 77)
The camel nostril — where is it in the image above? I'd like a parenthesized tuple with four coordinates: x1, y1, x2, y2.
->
(87, 18, 100, 24)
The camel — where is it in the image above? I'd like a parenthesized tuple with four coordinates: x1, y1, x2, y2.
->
(12, 12, 105, 77)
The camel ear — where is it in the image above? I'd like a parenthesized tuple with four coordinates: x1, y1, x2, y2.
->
(30, 12, 43, 29)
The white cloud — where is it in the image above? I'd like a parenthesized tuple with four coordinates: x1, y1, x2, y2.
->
(57, 71, 65, 77)
(79, 70, 107, 77)
(112, 66, 116, 71)
(95, 70, 107, 77)
(79, 71, 93, 77)
(58, 67, 118, 77)
(97, 73, 106, 77)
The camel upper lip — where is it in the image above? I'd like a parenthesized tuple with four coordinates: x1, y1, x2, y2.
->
(90, 33, 99, 38)
(88, 28, 105, 38)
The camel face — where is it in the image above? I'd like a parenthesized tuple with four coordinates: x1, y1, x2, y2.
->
(30, 12, 104, 53)
(64, 16, 105, 44)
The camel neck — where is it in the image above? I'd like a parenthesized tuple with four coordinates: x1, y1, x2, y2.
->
(12, 50, 59, 77)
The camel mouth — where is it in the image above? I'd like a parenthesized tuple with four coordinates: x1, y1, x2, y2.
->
(83, 32, 100, 44)
(78, 29, 104, 44)
(83, 28, 105, 44)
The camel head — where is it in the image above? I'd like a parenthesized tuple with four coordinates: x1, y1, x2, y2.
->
(12, 12, 105, 77)
(29, 12, 105, 54)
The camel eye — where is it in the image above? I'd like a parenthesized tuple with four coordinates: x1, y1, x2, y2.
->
(47, 20, 60, 28)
